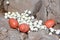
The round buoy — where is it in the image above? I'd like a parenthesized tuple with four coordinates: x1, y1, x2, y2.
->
(19, 23, 30, 33)
(45, 19, 55, 28)
(9, 18, 19, 29)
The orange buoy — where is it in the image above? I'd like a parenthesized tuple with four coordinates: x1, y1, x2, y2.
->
(45, 19, 55, 28)
(19, 23, 30, 33)
(9, 18, 18, 29)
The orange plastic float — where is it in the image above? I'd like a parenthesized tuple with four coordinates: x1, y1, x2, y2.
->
(45, 19, 55, 28)
(19, 23, 30, 33)
(9, 18, 19, 29)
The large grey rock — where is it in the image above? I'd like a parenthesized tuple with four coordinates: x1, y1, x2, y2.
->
(31, 0, 60, 23)
(8, 28, 28, 40)
(0, 27, 8, 40)
(8, 29, 21, 40)
(27, 30, 59, 40)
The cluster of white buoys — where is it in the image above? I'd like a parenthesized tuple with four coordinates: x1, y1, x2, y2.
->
(49, 28, 60, 35)
(4, 10, 60, 35)
(4, 10, 47, 32)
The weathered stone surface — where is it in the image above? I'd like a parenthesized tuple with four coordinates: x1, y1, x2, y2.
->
(32, 0, 60, 23)
(26, 30, 59, 40)
(0, 27, 8, 40)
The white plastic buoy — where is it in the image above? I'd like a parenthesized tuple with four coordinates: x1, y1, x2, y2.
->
(22, 21, 27, 23)
(24, 10, 28, 13)
(31, 16, 34, 19)
(6, 1, 10, 4)
(20, 19, 24, 22)
(4, 16, 8, 19)
(28, 11, 31, 14)
(5, 13, 8, 16)
(33, 21, 38, 27)
(38, 20, 43, 25)
(21, 13, 24, 16)
(36, 25, 40, 28)
(22, 16, 26, 19)
(28, 17, 31, 20)
(26, 20, 30, 23)
(40, 25, 46, 29)
(7, 15, 10, 18)
(33, 28, 38, 31)
(29, 22, 33, 26)
(55, 30, 60, 35)
(16, 12, 20, 16)
(25, 14, 29, 16)
(30, 27, 38, 31)
(49, 32, 52, 35)
(49, 28, 55, 32)
(8, 12, 11, 15)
